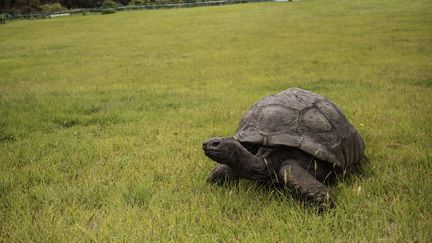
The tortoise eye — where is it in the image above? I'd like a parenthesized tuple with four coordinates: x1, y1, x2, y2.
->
(211, 141, 220, 147)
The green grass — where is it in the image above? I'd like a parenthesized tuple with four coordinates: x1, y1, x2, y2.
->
(1, 0, 431, 241)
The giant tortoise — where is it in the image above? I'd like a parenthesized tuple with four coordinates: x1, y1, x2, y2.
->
(202, 88, 365, 207)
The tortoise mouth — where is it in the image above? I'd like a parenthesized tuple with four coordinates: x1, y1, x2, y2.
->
(203, 143, 227, 162)
(203, 148, 224, 159)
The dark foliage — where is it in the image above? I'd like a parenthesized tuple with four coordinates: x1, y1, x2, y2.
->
(1, 0, 105, 12)
(0, 0, 219, 12)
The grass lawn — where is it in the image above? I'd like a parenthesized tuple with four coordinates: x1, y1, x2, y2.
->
(1, 0, 431, 241)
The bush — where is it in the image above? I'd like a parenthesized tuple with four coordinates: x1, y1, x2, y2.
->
(101, 9, 116, 14)
(101, 0, 120, 8)
(128, 0, 148, 5)
(40, 3, 66, 13)
(0, 14, 6, 23)
(1, 14, 13, 20)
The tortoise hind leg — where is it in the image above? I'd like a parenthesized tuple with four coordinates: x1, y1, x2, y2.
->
(208, 164, 239, 185)
(279, 159, 334, 208)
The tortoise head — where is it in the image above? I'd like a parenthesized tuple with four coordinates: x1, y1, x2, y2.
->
(202, 137, 239, 166)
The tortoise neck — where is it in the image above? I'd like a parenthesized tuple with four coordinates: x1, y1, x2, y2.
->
(229, 142, 275, 180)
(233, 143, 259, 169)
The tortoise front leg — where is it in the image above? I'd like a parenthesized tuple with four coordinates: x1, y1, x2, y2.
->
(279, 159, 334, 208)
(208, 164, 239, 184)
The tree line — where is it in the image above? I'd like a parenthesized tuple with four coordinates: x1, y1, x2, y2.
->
(0, 0, 212, 13)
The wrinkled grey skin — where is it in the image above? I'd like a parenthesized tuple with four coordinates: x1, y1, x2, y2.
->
(202, 88, 365, 208)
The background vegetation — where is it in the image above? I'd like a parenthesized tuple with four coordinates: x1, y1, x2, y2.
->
(0, 0, 229, 14)
(1, 0, 431, 241)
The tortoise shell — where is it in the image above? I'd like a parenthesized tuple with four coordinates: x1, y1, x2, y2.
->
(234, 88, 365, 169)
